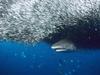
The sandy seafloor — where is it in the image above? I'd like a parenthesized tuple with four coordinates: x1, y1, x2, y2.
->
(0, 40, 100, 75)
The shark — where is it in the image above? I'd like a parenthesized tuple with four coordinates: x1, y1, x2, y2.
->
(51, 39, 76, 52)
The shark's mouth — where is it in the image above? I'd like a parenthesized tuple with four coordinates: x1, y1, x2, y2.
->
(51, 47, 75, 52)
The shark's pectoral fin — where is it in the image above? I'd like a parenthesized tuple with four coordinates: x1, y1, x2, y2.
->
(51, 39, 76, 52)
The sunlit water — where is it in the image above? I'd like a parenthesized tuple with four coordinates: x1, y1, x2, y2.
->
(0, 40, 100, 75)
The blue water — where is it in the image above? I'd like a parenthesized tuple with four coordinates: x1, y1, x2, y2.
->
(0, 40, 100, 75)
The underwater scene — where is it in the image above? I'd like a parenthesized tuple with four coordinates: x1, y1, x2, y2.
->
(0, 0, 100, 75)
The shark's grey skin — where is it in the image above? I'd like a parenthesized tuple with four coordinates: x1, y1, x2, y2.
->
(0, 0, 100, 51)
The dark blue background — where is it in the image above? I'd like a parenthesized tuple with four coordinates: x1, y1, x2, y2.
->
(0, 40, 100, 75)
